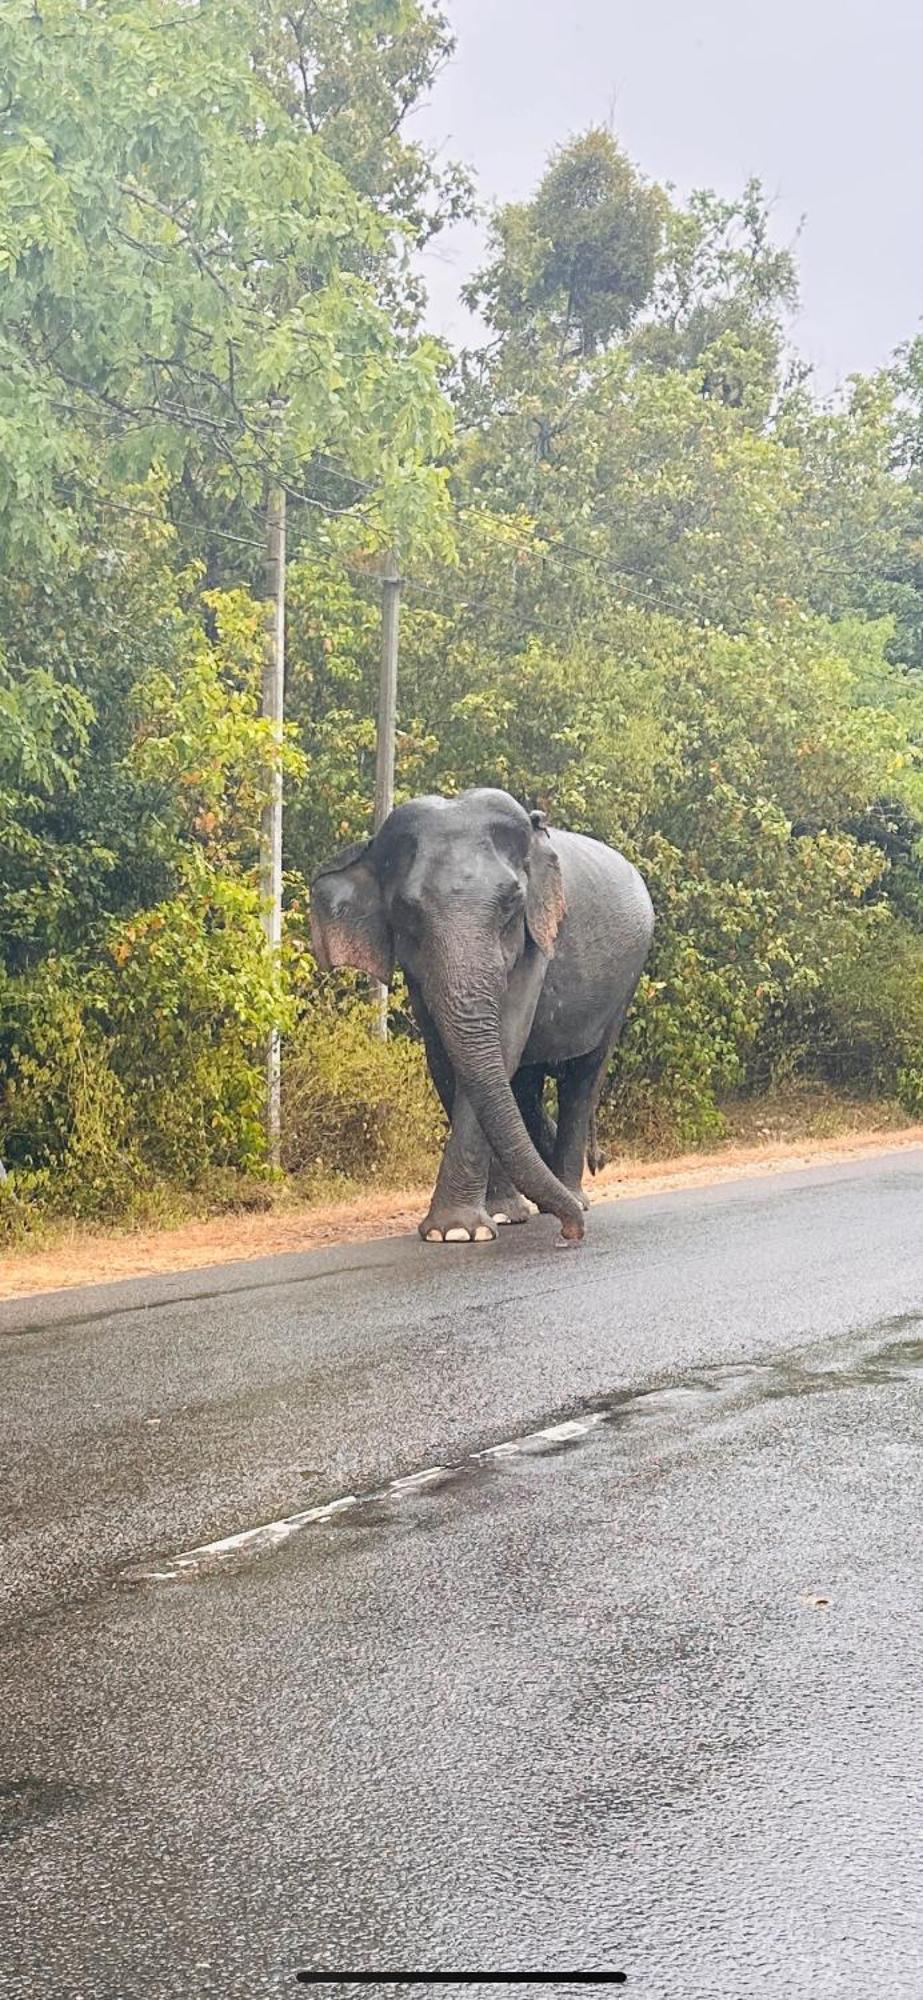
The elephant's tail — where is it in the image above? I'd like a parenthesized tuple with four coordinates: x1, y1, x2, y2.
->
(586, 1108, 609, 1177)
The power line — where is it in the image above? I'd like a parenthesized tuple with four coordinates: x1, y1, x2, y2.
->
(66, 461, 911, 627)
(97, 495, 266, 552)
(65, 478, 373, 549)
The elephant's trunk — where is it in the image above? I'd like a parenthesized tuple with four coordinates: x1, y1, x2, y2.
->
(434, 991, 585, 1242)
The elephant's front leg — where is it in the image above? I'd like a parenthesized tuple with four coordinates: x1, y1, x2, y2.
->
(420, 1089, 497, 1243)
(417, 949, 549, 1245)
(484, 1063, 550, 1223)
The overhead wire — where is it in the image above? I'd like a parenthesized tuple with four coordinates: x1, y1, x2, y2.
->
(65, 450, 909, 627)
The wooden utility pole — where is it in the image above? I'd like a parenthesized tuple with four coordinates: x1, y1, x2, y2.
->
(260, 485, 286, 1164)
(372, 549, 401, 1040)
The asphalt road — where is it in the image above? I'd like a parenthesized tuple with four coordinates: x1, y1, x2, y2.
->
(1, 1150, 922, 1999)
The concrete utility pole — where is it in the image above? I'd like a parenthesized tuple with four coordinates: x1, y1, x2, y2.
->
(372, 549, 401, 1041)
(260, 484, 286, 1164)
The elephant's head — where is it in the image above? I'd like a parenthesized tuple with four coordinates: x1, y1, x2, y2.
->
(310, 788, 584, 1238)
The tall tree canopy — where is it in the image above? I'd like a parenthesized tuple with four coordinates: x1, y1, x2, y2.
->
(0, 71, 920, 1223)
(0, 0, 454, 561)
(466, 128, 665, 357)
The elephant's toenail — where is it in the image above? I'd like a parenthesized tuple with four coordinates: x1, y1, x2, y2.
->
(425, 1229, 444, 1242)
(445, 1227, 471, 1241)
(491, 1211, 511, 1225)
(474, 1225, 495, 1240)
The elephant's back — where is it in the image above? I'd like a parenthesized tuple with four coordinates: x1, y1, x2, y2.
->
(556, 829, 654, 950)
(524, 830, 654, 1064)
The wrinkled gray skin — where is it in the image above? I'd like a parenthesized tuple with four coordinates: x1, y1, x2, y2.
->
(310, 788, 654, 1246)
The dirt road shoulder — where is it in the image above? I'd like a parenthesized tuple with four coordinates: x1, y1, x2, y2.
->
(2, 1125, 921, 1304)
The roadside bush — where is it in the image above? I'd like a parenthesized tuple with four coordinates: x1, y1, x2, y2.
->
(0, 962, 142, 1225)
(814, 922, 923, 1114)
(99, 872, 280, 1182)
(282, 993, 443, 1187)
(0, 873, 280, 1228)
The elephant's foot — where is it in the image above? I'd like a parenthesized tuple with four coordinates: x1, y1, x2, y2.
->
(489, 1190, 536, 1226)
(419, 1202, 498, 1244)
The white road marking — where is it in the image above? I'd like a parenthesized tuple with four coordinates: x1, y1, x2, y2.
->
(389, 1466, 451, 1491)
(536, 1416, 606, 1442)
(122, 1339, 912, 1586)
(126, 1412, 609, 1583)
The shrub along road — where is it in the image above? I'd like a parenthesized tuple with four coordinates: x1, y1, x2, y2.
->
(1, 1148, 921, 1995)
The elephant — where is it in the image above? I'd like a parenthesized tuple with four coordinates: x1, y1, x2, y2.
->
(310, 787, 654, 1246)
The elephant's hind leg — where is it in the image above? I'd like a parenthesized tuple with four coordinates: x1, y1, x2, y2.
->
(486, 1157, 534, 1225)
(548, 1039, 614, 1206)
(511, 1064, 557, 1160)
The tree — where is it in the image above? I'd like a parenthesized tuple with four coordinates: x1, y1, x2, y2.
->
(0, 0, 452, 562)
(634, 181, 800, 415)
(0, 0, 459, 1217)
(254, 0, 473, 266)
(465, 129, 665, 359)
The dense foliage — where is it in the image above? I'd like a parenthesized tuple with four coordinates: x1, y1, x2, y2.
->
(0, 6, 921, 1229)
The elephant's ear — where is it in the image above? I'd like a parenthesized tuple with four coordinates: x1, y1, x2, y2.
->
(525, 812, 566, 957)
(310, 841, 393, 984)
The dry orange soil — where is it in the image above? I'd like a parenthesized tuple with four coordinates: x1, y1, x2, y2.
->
(2, 1125, 921, 1303)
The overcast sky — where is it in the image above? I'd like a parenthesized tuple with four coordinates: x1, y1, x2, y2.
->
(413, 0, 922, 391)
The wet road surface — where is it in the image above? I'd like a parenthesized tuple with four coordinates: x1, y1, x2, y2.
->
(1, 1150, 922, 1997)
